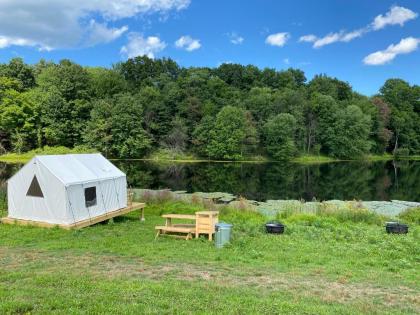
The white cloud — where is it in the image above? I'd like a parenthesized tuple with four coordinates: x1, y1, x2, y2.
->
(0, 0, 190, 50)
(227, 32, 244, 45)
(86, 20, 128, 46)
(283, 58, 290, 65)
(313, 32, 342, 48)
(0, 36, 51, 51)
(311, 28, 368, 48)
(175, 35, 201, 51)
(300, 6, 417, 48)
(341, 28, 367, 42)
(299, 34, 317, 43)
(265, 32, 290, 47)
(120, 33, 166, 59)
(372, 6, 418, 30)
(363, 37, 420, 65)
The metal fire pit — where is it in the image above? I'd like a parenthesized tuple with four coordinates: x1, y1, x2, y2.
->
(265, 221, 285, 234)
(385, 222, 408, 234)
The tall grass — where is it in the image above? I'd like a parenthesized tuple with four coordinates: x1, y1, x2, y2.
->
(0, 180, 7, 217)
(398, 207, 420, 225)
(276, 202, 388, 225)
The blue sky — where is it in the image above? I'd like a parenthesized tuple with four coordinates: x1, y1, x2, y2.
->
(0, 0, 419, 95)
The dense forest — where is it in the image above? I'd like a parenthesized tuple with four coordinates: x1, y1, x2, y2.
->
(0, 56, 419, 160)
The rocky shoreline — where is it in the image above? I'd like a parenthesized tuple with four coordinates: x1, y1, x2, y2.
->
(133, 189, 420, 218)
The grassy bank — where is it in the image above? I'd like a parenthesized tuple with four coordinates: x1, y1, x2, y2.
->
(1, 147, 420, 165)
(0, 199, 419, 314)
(0, 146, 97, 163)
(292, 154, 338, 164)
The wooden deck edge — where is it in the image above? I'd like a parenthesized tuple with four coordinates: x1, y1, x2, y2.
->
(0, 202, 146, 230)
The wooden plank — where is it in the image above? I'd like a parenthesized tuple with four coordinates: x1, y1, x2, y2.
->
(161, 214, 195, 220)
(0, 202, 146, 230)
(0, 217, 66, 229)
(155, 226, 195, 233)
(69, 202, 145, 229)
(172, 224, 195, 228)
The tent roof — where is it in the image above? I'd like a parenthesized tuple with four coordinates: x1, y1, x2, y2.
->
(34, 153, 125, 186)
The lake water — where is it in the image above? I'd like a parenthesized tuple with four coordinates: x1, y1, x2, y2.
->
(3, 160, 418, 202)
(1, 160, 419, 202)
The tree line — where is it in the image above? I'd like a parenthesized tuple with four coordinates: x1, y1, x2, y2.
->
(0, 56, 419, 160)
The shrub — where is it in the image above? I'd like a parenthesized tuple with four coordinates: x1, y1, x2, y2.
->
(283, 213, 318, 225)
(398, 207, 420, 225)
(316, 206, 384, 225)
(220, 206, 265, 235)
(394, 147, 410, 158)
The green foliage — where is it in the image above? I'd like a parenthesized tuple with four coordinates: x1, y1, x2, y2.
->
(87, 67, 128, 97)
(325, 105, 372, 159)
(398, 207, 420, 225)
(264, 113, 297, 160)
(0, 58, 35, 90)
(205, 106, 257, 160)
(276, 204, 387, 225)
(0, 57, 419, 160)
(394, 147, 410, 158)
(37, 59, 90, 101)
(84, 93, 151, 158)
(380, 79, 420, 154)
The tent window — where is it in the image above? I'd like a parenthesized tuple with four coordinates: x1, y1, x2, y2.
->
(84, 187, 97, 207)
(26, 176, 44, 198)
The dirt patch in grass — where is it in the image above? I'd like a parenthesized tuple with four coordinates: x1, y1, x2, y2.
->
(1, 246, 419, 312)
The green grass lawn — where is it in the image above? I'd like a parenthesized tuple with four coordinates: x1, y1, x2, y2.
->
(0, 201, 419, 314)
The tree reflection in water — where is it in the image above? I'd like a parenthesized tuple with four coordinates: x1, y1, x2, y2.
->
(1, 160, 419, 202)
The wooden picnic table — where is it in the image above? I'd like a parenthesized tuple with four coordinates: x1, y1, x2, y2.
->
(155, 212, 219, 241)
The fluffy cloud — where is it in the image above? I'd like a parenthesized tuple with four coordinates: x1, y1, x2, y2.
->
(372, 6, 418, 30)
(0, 0, 190, 50)
(175, 35, 201, 51)
(308, 28, 368, 48)
(300, 6, 417, 48)
(265, 32, 290, 47)
(363, 37, 419, 65)
(299, 34, 317, 43)
(120, 33, 166, 59)
(227, 32, 244, 45)
(86, 20, 128, 46)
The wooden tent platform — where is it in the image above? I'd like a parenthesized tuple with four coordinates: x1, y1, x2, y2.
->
(0, 202, 146, 230)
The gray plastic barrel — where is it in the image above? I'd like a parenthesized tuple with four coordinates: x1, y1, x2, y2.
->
(215, 222, 233, 248)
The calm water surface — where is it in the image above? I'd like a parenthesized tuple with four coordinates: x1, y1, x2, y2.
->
(3, 160, 418, 201)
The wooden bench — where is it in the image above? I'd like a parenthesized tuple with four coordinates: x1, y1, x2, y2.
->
(155, 225, 195, 240)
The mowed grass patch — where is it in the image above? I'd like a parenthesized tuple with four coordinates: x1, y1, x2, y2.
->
(0, 201, 419, 314)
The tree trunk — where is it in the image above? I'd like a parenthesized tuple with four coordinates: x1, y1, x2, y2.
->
(393, 132, 399, 155)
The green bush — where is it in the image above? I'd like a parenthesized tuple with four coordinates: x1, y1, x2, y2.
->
(275, 203, 386, 226)
(398, 207, 420, 225)
(394, 147, 410, 158)
(219, 206, 265, 236)
(316, 206, 385, 225)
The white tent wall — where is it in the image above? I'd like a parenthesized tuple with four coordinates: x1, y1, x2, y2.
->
(6, 154, 128, 226)
(65, 177, 127, 223)
(7, 157, 69, 224)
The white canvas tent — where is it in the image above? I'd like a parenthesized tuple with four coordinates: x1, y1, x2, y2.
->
(6, 153, 127, 226)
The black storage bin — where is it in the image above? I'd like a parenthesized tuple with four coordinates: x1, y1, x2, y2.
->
(265, 221, 285, 234)
(385, 222, 408, 234)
